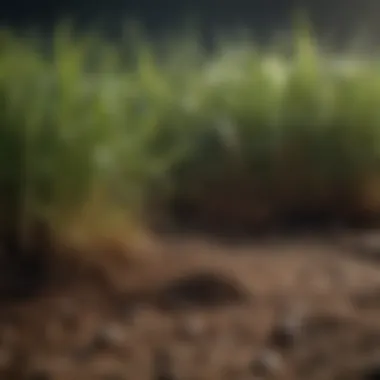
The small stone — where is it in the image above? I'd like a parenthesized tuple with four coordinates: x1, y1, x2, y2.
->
(93, 323, 126, 349)
(269, 306, 304, 350)
(176, 315, 206, 341)
(249, 350, 283, 378)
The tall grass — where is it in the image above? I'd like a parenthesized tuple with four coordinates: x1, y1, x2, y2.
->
(1, 22, 380, 248)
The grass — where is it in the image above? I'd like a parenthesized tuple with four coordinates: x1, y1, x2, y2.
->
(1, 21, 380, 253)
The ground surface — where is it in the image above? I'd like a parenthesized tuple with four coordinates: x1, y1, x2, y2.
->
(0, 232, 379, 380)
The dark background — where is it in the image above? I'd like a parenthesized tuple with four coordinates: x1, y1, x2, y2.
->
(1, 0, 379, 48)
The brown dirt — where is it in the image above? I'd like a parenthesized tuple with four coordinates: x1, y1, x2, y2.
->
(0, 233, 379, 380)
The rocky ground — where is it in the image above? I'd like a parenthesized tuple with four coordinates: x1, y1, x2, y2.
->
(0, 233, 379, 380)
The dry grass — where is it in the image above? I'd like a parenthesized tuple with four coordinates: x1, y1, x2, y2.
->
(4, 24, 380, 255)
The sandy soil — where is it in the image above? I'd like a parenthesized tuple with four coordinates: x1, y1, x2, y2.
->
(0, 233, 379, 380)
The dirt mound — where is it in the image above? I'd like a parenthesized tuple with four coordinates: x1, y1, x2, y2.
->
(153, 271, 249, 310)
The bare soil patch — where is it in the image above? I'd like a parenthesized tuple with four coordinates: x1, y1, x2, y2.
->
(0, 233, 379, 380)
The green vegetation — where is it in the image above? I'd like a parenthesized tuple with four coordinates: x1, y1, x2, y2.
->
(1, 22, 380, 246)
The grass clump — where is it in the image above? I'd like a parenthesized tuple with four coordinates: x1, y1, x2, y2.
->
(1, 21, 380, 256)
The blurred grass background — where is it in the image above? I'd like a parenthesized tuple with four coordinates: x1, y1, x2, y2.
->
(1, 20, 380, 251)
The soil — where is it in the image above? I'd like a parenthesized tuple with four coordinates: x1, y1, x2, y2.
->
(0, 231, 379, 380)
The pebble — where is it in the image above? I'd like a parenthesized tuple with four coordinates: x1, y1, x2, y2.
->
(249, 349, 284, 378)
(176, 314, 206, 341)
(269, 304, 305, 350)
(92, 323, 126, 350)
